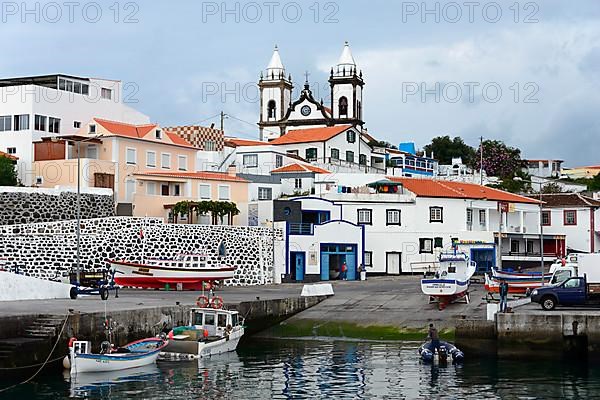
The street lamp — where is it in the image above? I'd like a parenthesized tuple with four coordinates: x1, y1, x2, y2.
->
(61, 134, 104, 285)
(513, 177, 545, 285)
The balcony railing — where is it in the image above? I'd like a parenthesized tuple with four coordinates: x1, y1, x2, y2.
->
(289, 223, 314, 235)
(312, 157, 386, 174)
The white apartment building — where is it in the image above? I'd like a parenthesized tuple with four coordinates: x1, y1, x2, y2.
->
(0, 74, 149, 185)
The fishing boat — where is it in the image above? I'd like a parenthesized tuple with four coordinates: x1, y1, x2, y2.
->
(68, 337, 168, 374)
(484, 273, 546, 294)
(109, 254, 235, 290)
(421, 252, 477, 308)
(162, 302, 244, 358)
(491, 268, 553, 281)
(418, 341, 464, 364)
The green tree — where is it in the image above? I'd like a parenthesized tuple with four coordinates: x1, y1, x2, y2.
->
(541, 182, 565, 194)
(369, 140, 397, 150)
(423, 136, 476, 165)
(0, 156, 18, 186)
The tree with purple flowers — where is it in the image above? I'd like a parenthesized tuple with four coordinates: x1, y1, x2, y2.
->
(470, 140, 528, 192)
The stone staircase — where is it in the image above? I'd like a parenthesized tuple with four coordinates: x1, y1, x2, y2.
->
(0, 315, 66, 367)
(23, 316, 66, 339)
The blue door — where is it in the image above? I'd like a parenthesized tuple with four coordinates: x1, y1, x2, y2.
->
(471, 249, 495, 273)
(320, 252, 329, 281)
(558, 278, 586, 305)
(320, 244, 357, 281)
(291, 252, 305, 281)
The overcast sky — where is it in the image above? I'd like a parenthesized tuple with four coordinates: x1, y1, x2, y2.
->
(2, 0, 599, 166)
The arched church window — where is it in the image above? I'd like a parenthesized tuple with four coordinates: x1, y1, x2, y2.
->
(339, 97, 348, 116)
(267, 100, 277, 119)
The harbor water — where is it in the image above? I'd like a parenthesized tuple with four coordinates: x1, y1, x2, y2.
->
(2, 338, 600, 399)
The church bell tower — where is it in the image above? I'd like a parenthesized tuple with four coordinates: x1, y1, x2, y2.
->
(329, 42, 365, 126)
(258, 45, 293, 140)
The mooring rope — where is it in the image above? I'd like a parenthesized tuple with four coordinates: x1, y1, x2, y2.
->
(0, 311, 70, 394)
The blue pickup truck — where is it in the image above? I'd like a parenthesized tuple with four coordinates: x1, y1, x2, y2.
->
(531, 276, 600, 311)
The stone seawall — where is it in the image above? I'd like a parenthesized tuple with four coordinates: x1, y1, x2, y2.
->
(0, 187, 114, 225)
(0, 217, 283, 286)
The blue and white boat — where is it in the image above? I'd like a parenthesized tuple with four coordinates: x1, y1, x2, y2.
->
(420, 252, 477, 305)
(69, 337, 168, 374)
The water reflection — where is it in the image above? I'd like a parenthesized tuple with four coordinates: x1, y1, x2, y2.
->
(4, 339, 600, 399)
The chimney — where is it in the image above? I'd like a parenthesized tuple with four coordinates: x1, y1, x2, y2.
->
(227, 165, 236, 177)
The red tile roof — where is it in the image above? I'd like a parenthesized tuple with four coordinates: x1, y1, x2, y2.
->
(388, 178, 541, 204)
(225, 138, 267, 147)
(0, 151, 18, 161)
(94, 118, 195, 148)
(135, 171, 248, 183)
(269, 125, 352, 145)
(271, 163, 330, 174)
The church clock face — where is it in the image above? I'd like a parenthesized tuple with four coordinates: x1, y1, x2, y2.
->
(301, 105, 311, 116)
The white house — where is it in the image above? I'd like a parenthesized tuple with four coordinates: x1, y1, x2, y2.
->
(274, 178, 559, 281)
(0, 74, 150, 185)
(523, 159, 564, 178)
(532, 193, 600, 253)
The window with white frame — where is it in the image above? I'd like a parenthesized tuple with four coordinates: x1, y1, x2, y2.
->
(89, 124, 96, 134)
(218, 185, 230, 200)
(294, 178, 302, 189)
(73, 121, 81, 129)
(161, 153, 171, 169)
(86, 145, 97, 159)
(419, 238, 433, 254)
(479, 209, 487, 226)
(430, 207, 443, 222)
(7, 147, 16, 154)
(386, 209, 401, 225)
(125, 179, 135, 201)
(34, 115, 47, 131)
(466, 209, 473, 227)
(0, 116, 11, 132)
(357, 209, 372, 225)
(364, 251, 372, 267)
(146, 181, 157, 195)
(258, 187, 272, 200)
(126, 148, 136, 165)
(346, 130, 356, 143)
(101, 88, 112, 100)
(199, 184, 211, 199)
(155, 129, 162, 139)
(243, 154, 258, 167)
(48, 117, 60, 133)
(178, 155, 187, 171)
(14, 114, 30, 131)
(331, 148, 340, 160)
(204, 140, 215, 151)
(146, 151, 156, 167)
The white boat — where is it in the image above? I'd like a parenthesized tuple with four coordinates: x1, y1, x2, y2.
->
(109, 253, 235, 290)
(69, 337, 168, 375)
(66, 364, 160, 397)
(421, 252, 477, 306)
(163, 306, 245, 358)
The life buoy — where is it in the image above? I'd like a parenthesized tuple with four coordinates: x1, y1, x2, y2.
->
(68, 337, 78, 348)
(196, 295, 210, 308)
(210, 296, 224, 309)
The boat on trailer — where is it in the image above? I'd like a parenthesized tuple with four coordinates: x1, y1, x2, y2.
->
(491, 268, 553, 281)
(162, 303, 245, 358)
(110, 253, 235, 290)
(69, 337, 168, 375)
(421, 252, 477, 309)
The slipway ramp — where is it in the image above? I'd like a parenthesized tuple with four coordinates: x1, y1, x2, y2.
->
(0, 271, 73, 301)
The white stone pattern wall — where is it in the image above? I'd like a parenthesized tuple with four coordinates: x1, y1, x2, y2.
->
(0, 191, 114, 225)
(0, 217, 283, 286)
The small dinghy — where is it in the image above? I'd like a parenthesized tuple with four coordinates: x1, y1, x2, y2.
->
(418, 341, 464, 364)
(68, 337, 168, 374)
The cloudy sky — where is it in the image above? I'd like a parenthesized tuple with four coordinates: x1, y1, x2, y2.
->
(2, 0, 599, 166)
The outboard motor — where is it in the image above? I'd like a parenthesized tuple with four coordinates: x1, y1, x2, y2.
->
(438, 345, 448, 364)
(100, 341, 111, 354)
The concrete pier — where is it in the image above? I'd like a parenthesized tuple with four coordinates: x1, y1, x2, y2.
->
(0, 285, 326, 373)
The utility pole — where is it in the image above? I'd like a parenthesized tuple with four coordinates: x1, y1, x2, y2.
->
(479, 136, 484, 185)
(220, 111, 226, 133)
